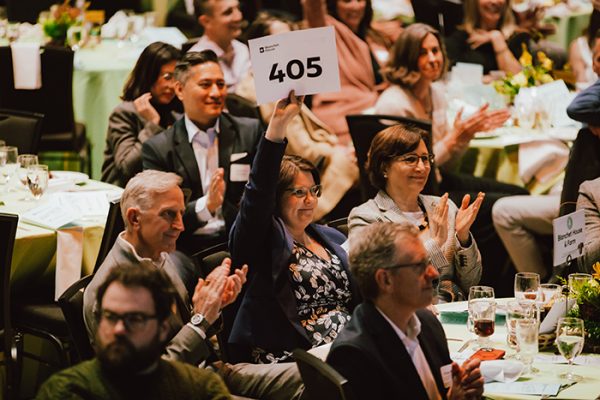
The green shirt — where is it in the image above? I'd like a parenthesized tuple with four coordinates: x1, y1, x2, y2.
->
(35, 358, 231, 400)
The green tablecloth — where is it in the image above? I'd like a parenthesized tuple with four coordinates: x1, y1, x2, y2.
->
(438, 300, 600, 400)
(0, 179, 121, 294)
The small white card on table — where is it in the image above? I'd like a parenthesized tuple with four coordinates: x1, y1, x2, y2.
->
(552, 209, 585, 266)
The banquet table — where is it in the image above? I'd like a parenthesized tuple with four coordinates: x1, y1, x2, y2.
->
(0, 175, 122, 297)
(459, 126, 579, 195)
(437, 299, 600, 400)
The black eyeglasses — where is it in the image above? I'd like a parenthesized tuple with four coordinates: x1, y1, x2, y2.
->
(384, 258, 432, 274)
(285, 184, 322, 198)
(395, 154, 435, 167)
(97, 310, 157, 332)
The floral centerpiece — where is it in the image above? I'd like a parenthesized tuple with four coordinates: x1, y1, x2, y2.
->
(566, 263, 600, 353)
(492, 43, 554, 104)
(42, 0, 86, 46)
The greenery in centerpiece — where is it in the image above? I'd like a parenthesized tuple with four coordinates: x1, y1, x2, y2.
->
(566, 263, 600, 353)
(42, 0, 86, 46)
(492, 43, 554, 104)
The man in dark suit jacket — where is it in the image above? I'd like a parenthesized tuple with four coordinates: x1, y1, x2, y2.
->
(327, 222, 484, 400)
(142, 50, 261, 252)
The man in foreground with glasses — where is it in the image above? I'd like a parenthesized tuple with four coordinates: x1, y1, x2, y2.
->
(327, 222, 484, 399)
(38, 263, 231, 399)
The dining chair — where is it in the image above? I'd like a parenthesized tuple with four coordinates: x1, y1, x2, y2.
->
(192, 242, 236, 362)
(57, 274, 95, 362)
(0, 45, 90, 173)
(93, 199, 123, 274)
(346, 114, 436, 202)
(326, 217, 349, 237)
(0, 108, 44, 154)
(1, 212, 19, 400)
(1, 212, 79, 398)
(292, 348, 355, 400)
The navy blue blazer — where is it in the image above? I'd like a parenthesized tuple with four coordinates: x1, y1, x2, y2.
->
(142, 113, 262, 234)
(327, 303, 452, 400)
(229, 136, 360, 361)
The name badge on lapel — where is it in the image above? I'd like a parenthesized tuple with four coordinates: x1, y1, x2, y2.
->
(230, 164, 250, 182)
(440, 364, 453, 388)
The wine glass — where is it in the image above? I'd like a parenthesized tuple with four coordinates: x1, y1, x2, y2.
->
(468, 286, 495, 333)
(516, 317, 539, 375)
(16, 154, 38, 199)
(27, 164, 49, 200)
(471, 298, 496, 350)
(556, 317, 585, 382)
(0, 146, 19, 191)
(514, 272, 540, 303)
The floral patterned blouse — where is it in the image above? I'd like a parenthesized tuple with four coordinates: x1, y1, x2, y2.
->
(251, 242, 352, 363)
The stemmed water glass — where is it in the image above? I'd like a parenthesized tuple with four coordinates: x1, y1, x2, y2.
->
(516, 317, 539, 375)
(27, 164, 49, 200)
(16, 154, 38, 200)
(556, 317, 585, 382)
(0, 146, 19, 192)
(514, 272, 541, 303)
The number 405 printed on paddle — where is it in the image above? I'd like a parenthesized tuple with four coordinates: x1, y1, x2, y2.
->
(248, 26, 340, 105)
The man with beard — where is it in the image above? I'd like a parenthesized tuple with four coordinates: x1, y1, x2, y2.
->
(37, 263, 231, 399)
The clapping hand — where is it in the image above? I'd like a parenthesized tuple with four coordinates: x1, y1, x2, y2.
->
(221, 263, 248, 307)
(455, 192, 485, 246)
(206, 168, 225, 215)
(452, 105, 510, 146)
(133, 93, 160, 125)
(448, 360, 484, 400)
(430, 193, 449, 248)
(192, 267, 228, 325)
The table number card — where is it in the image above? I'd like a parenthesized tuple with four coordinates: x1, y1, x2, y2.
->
(552, 209, 585, 266)
(248, 26, 340, 105)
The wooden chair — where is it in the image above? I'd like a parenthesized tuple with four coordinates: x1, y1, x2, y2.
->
(346, 114, 435, 202)
(292, 348, 355, 400)
(0, 108, 44, 154)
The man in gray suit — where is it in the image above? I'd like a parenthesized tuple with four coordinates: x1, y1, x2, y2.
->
(84, 170, 304, 399)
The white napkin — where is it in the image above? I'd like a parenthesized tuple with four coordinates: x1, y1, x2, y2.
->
(55, 226, 84, 300)
(518, 139, 569, 184)
(480, 360, 524, 383)
(10, 42, 41, 90)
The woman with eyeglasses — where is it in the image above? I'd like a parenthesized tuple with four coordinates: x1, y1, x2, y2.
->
(229, 92, 360, 363)
(348, 124, 483, 302)
(101, 42, 182, 188)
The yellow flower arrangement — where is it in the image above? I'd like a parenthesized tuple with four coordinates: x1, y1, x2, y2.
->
(493, 43, 554, 104)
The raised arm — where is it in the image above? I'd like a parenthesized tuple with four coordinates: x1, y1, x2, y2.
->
(303, 0, 327, 28)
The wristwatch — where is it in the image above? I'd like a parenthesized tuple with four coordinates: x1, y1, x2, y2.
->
(190, 313, 211, 333)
